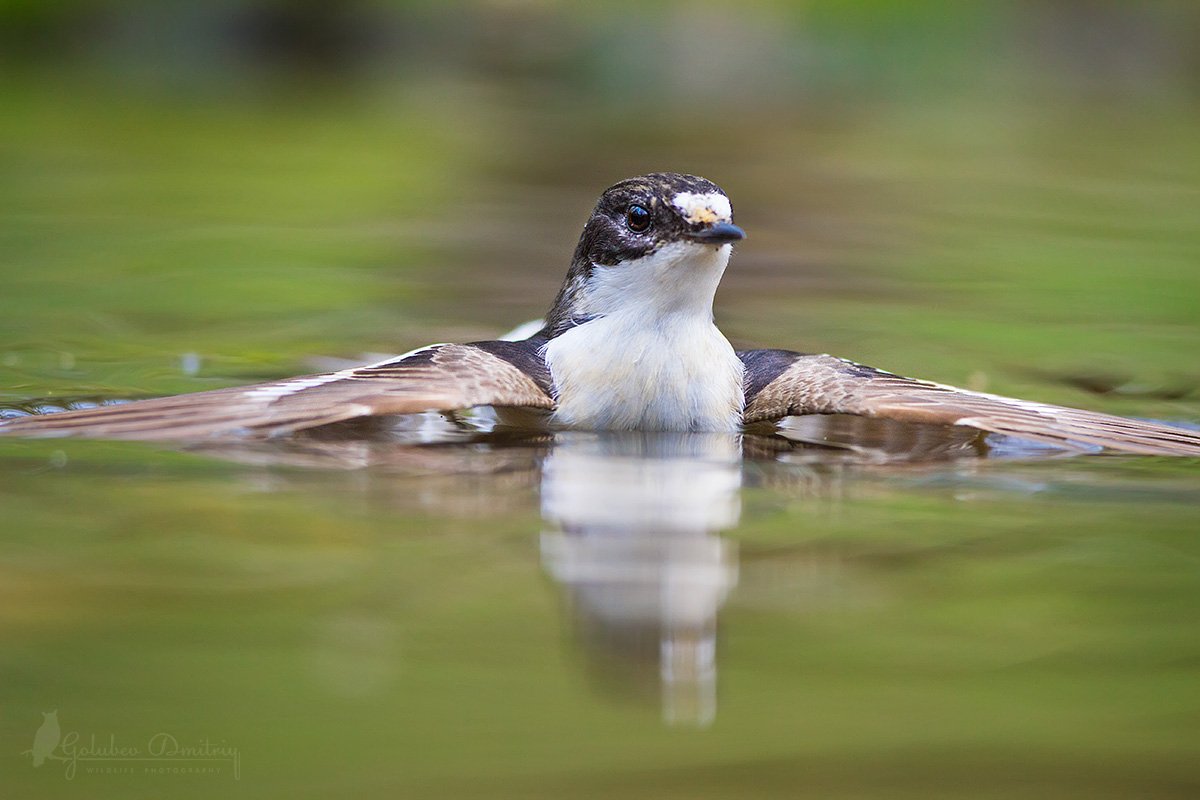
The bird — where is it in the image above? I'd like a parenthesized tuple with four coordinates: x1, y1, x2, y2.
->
(2, 172, 1198, 456)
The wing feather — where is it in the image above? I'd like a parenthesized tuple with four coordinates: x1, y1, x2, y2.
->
(0, 342, 555, 441)
(741, 351, 1200, 456)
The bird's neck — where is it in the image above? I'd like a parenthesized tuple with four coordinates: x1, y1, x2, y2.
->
(544, 242, 731, 337)
(583, 242, 730, 320)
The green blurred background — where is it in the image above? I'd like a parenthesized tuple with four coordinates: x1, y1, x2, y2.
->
(2, 2, 1199, 798)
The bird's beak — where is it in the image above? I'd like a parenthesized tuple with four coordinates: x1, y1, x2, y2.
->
(684, 221, 746, 244)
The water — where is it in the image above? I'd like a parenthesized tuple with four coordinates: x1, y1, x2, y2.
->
(2, 430, 1198, 797)
(3, 7, 1200, 795)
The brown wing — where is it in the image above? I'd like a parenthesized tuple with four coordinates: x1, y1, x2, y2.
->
(0, 342, 555, 442)
(740, 350, 1200, 456)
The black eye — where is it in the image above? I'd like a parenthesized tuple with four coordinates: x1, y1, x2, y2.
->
(626, 204, 651, 233)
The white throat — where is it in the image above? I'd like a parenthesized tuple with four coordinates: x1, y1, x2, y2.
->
(575, 240, 731, 319)
(542, 241, 745, 432)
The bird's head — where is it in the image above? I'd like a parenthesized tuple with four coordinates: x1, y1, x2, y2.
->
(545, 173, 745, 333)
(574, 172, 744, 265)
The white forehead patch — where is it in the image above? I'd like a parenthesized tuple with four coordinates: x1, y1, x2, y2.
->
(671, 192, 732, 225)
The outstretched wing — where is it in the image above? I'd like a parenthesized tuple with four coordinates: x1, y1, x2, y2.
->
(0, 341, 555, 442)
(740, 350, 1200, 456)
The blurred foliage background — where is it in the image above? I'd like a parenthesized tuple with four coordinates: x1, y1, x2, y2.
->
(2, 0, 1199, 411)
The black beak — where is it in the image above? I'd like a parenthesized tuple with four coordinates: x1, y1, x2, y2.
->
(685, 221, 746, 244)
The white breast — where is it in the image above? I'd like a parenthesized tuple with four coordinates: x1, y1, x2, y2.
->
(542, 241, 745, 432)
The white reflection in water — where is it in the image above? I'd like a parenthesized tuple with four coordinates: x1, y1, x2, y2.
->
(175, 413, 1050, 723)
(539, 432, 741, 726)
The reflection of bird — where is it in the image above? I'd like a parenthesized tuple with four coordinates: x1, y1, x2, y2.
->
(3, 172, 1199, 455)
(29, 710, 60, 767)
(540, 433, 739, 726)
